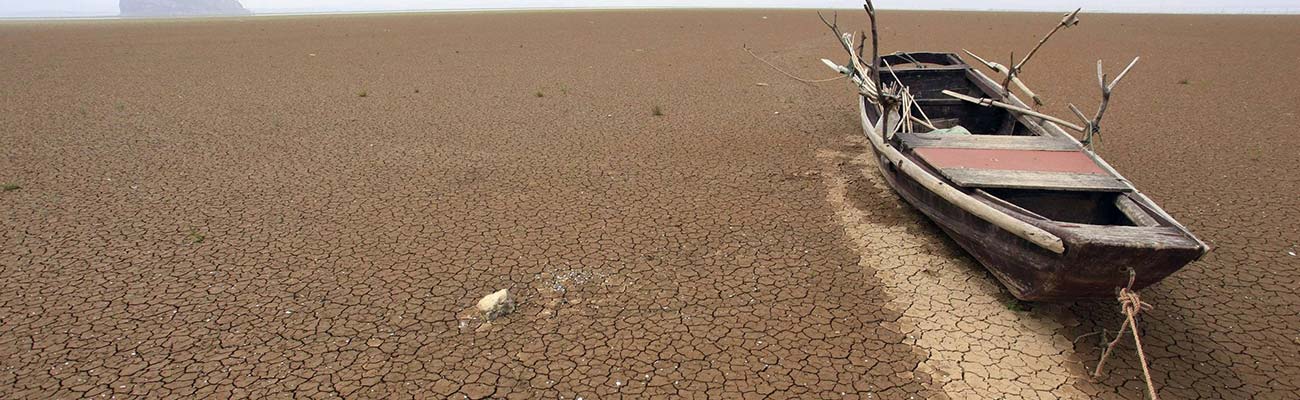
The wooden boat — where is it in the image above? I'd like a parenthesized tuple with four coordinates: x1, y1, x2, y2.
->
(852, 52, 1207, 301)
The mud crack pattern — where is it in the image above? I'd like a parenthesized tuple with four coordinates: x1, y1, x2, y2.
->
(817, 139, 1093, 399)
(0, 11, 940, 399)
(2, 9, 1298, 399)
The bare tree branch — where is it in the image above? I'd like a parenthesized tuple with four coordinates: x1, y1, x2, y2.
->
(964, 49, 1041, 104)
(864, 0, 883, 107)
(943, 90, 1086, 132)
(817, 11, 852, 55)
(1014, 8, 1081, 72)
(1107, 56, 1140, 92)
(1067, 103, 1089, 126)
(993, 8, 1081, 106)
(1079, 56, 1140, 149)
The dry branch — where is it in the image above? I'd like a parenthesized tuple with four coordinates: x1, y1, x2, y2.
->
(859, 0, 901, 137)
(817, 11, 852, 56)
(978, 8, 1082, 106)
(817, 11, 877, 100)
(1000, 8, 1081, 98)
(1070, 57, 1140, 148)
(1013, 8, 1081, 73)
(963, 49, 1042, 105)
(942, 90, 1086, 132)
(882, 58, 934, 129)
(864, 0, 882, 104)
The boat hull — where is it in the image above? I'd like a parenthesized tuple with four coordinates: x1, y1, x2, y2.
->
(867, 148, 1203, 301)
(845, 52, 1206, 301)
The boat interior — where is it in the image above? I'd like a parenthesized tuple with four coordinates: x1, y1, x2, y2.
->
(871, 52, 1165, 228)
(876, 52, 1036, 135)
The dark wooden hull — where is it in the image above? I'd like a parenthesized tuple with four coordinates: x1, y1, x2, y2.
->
(866, 146, 1203, 300)
(858, 100, 1205, 301)
(842, 51, 1208, 301)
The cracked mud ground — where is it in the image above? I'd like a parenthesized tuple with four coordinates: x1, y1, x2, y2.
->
(1, 10, 1297, 399)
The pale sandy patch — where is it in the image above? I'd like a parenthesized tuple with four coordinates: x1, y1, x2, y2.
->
(817, 136, 1092, 399)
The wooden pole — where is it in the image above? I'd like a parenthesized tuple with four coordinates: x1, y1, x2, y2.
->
(881, 58, 934, 128)
(1001, 8, 1082, 96)
(941, 90, 1086, 132)
(1014, 8, 1082, 73)
(865, 0, 881, 100)
(963, 49, 1042, 105)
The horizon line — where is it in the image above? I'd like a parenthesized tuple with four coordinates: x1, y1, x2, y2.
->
(3, 5, 1298, 21)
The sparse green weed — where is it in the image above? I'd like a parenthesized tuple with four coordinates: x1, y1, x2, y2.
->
(1003, 299, 1032, 312)
(187, 229, 205, 244)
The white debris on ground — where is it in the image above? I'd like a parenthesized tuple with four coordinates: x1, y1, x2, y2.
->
(543, 268, 605, 295)
(476, 289, 515, 321)
(533, 266, 613, 319)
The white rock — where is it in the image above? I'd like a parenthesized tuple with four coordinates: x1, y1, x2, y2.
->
(476, 289, 515, 321)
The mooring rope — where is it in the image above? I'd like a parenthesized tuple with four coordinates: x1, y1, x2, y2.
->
(742, 45, 847, 84)
(1093, 273, 1159, 399)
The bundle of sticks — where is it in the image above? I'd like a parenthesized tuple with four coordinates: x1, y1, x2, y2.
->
(816, 1, 934, 136)
(820, 2, 1140, 149)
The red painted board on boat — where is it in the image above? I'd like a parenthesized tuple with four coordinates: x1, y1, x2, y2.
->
(913, 148, 1109, 175)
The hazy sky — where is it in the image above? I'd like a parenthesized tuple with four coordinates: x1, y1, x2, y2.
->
(3, 0, 1297, 17)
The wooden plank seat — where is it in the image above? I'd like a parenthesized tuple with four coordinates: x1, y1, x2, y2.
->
(899, 132, 1081, 151)
(911, 146, 1131, 192)
(941, 168, 1130, 192)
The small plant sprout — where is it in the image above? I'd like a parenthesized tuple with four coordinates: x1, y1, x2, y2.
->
(357, 90, 368, 98)
(1003, 299, 1032, 312)
(2, 183, 19, 191)
(535, 90, 545, 98)
(651, 105, 664, 116)
(1178, 78, 1191, 85)
(187, 229, 205, 244)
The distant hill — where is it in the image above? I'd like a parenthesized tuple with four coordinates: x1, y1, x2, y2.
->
(119, 0, 251, 17)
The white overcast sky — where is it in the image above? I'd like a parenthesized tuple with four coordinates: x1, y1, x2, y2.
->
(3, 0, 1297, 17)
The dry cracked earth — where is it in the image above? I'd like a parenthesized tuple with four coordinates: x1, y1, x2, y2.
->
(2, 10, 1298, 399)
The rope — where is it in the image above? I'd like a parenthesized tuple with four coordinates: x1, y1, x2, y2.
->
(742, 45, 847, 84)
(1093, 272, 1159, 400)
